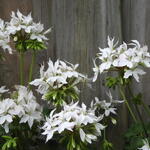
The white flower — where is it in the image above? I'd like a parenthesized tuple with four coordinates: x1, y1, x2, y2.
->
(93, 37, 150, 82)
(0, 85, 43, 133)
(0, 86, 9, 94)
(30, 23, 51, 42)
(0, 10, 51, 53)
(124, 68, 146, 82)
(30, 59, 87, 101)
(79, 128, 86, 142)
(94, 97, 116, 116)
(79, 129, 98, 144)
(30, 78, 49, 95)
(92, 59, 99, 82)
(7, 10, 51, 42)
(91, 92, 123, 117)
(0, 98, 16, 133)
(138, 139, 150, 150)
(7, 10, 32, 35)
(57, 122, 75, 133)
(42, 101, 104, 144)
(19, 102, 42, 128)
(0, 19, 12, 53)
(107, 91, 124, 104)
(85, 134, 97, 144)
(95, 123, 105, 135)
(14, 86, 42, 128)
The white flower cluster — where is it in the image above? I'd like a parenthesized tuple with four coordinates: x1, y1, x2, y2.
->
(0, 19, 12, 54)
(42, 102, 105, 144)
(30, 59, 87, 99)
(0, 85, 42, 133)
(7, 10, 51, 42)
(0, 10, 51, 53)
(93, 37, 150, 82)
(91, 92, 124, 117)
(138, 139, 150, 150)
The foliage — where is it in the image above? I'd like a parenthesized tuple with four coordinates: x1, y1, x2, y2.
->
(101, 140, 113, 150)
(25, 39, 47, 51)
(44, 85, 79, 107)
(106, 77, 120, 89)
(30, 59, 87, 108)
(124, 122, 150, 150)
(106, 76, 130, 89)
(0, 11, 149, 150)
(1, 136, 18, 150)
(131, 93, 142, 105)
(59, 131, 87, 150)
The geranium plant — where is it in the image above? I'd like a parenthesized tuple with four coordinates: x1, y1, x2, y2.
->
(93, 36, 150, 149)
(42, 101, 104, 150)
(0, 8, 147, 150)
(0, 85, 43, 149)
(0, 10, 50, 150)
(93, 37, 150, 82)
(41, 94, 122, 150)
(0, 10, 51, 85)
(30, 59, 87, 107)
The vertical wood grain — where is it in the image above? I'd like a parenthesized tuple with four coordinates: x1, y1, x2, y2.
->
(0, 0, 150, 149)
(0, 0, 32, 87)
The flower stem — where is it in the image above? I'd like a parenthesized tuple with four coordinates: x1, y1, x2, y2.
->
(141, 100, 150, 117)
(127, 85, 149, 137)
(135, 104, 148, 137)
(19, 52, 24, 85)
(28, 50, 36, 86)
(103, 128, 106, 141)
(119, 86, 137, 123)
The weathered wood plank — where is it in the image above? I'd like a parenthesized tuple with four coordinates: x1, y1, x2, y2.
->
(122, 0, 150, 123)
(0, 0, 32, 87)
(0, 0, 150, 149)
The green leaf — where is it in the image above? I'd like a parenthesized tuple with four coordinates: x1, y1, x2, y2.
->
(106, 77, 119, 89)
(44, 85, 79, 107)
(1, 136, 18, 150)
(2, 136, 12, 140)
(132, 93, 142, 105)
(102, 140, 113, 150)
(124, 123, 150, 150)
(7, 140, 12, 148)
(2, 143, 7, 150)
(71, 135, 75, 148)
(0, 53, 5, 61)
(25, 39, 47, 51)
(76, 145, 81, 150)
(12, 140, 17, 148)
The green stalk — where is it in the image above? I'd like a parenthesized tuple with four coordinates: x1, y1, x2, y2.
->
(103, 128, 106, 141)
(141, 100, 150, 117)
(119, 86, 137, 123)
(19, 52, 24, 85)
(127, 85, 148, 137)
(102, 119, 107, 145)
(28, 50, 36, 85)
(117, 71, 137, 122)
(134, 104, 148, 137)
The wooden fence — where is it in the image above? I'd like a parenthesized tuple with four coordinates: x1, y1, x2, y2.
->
(0, 0, 149, 149)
